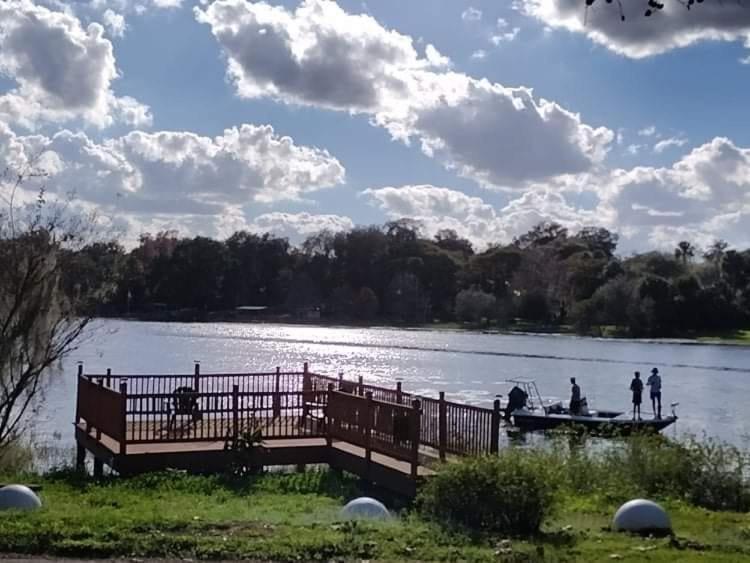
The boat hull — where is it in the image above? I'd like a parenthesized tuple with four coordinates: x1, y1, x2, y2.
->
(511, 412, 677, 436)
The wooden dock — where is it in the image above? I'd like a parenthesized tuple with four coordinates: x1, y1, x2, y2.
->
(74, 364, 501, 497)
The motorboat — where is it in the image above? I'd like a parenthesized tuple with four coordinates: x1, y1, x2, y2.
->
(502, 378, 678, 436)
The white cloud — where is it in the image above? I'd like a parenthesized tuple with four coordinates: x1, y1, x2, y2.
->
(491, 17, 520, 44)
(626, 144, 643, 155)
(0, 0, 150, 129)
(461, 7, 483, 22)
(249, 212, 354, 242)
(360, 140, 750, 251)
(521, 0, 750, 59)
(102, 9, 126, 37)
(638, 125, 657, 137)
(471, 49, 487, 60)
(363, 184, 597, 248)
(197, 0, 613, 188)
(0, 122, 346, 241)
(596, 138, 750, 248)
(654, 137, 688, 153)
(491, 27, 520, 45)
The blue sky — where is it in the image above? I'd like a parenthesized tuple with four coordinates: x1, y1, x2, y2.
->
(2, 0, 750, 251)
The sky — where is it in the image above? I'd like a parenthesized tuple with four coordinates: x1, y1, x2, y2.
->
(2, 0, 750, 252)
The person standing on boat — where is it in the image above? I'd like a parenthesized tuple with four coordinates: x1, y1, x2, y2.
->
(569, 377, 582, 415)
(630, 371, 643, 420)
(647, 367, 662, 419)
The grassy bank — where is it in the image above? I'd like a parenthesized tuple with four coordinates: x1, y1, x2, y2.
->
(0, 471, 747, 562)
(1, 434, 749, 562)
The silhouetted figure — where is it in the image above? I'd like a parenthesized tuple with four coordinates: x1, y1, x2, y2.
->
(569, 377, 582, 415)
(630, 371, 643, 421)
(647, 367, 662, 419)
(505, 385, 528, 421)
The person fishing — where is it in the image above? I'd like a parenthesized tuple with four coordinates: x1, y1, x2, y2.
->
(630, 371, 643, 421)
(647, 367, 662, 419)
(569, 377, 582, 415)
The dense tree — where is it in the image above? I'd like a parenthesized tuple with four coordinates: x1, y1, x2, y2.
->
(66, 218, 749, 337)
(455, 288, 496, 325)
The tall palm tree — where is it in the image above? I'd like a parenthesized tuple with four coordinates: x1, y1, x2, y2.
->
(674, 241, 695, 265)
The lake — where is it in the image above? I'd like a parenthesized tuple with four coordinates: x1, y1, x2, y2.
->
(35, 319, 750, 453)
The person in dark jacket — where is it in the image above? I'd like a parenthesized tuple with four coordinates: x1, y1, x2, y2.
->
(630, 371, 643, 420)
(505, 385, 529, 421)
(569, 377, 582, 415)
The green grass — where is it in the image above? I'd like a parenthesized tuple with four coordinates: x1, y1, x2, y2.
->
(0, 470, 748, 562)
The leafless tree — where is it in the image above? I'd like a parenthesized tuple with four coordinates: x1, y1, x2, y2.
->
(0, 165, 106, 448)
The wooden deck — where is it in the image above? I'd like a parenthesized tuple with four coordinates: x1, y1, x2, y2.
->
(74, 365, 500, 497)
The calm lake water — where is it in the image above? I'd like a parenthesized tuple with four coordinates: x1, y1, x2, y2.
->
(36, 320, 750, 453)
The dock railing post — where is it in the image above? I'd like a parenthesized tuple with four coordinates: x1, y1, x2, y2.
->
(411, 399, 421, 478)
(106, 368, 112, 389)
(232, 384, 239, 439)
(357, 375, 364, 397)
(491, 399, 501, 454)
(75, 365, 82, 426)
(96, 379, 104, 440)
(273, 366, 281, 418)
(119, 381, 127, 456)
(396, 381, 403, 404)
(438, 391, 447, 461)
(364, 392, 373, 470)
(325, 383, 334, 447)
(338, 371, 344, 390)
(193, 362, 200, 392)
(77, 362, 84, 378)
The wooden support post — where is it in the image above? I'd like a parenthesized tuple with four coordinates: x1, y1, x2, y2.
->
(358, 375, 364, 396)
(194, 362, 201, 392)
(96, 379, 103, 440)
(438, 391, 447, 461)
(491, 399, 501, 454)
(106, 368, 111, 388)
(93, 457, 103, 478)
(396, 381, 403, 404)
(364, 392, 373, 468)
(273, 367, 281, 418)
(77, 362, 84, 377)
(411, 399, 421, 479)
(232, 384, 239, 438)
(338, 371, 344, 389)
(119, 381, 128, 455)
(76, 444, 86, 473)
(303, 362, 309, 376)
(325, 383, 334, 447)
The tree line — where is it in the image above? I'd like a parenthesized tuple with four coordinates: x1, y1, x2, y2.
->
(63, 220, 750, 337)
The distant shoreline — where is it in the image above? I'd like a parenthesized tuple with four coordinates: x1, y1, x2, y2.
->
(99, 314, 750, 347)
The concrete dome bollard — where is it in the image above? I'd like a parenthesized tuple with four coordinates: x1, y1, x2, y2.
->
(0, 485, 42, 511)
(340, 497, 390, 520)
(612, 499, 671, 534)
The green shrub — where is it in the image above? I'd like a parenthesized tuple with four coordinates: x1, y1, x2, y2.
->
(417, 451, 559, 536)
(682, 436, 750, 511)
(552, 433, 750, 512)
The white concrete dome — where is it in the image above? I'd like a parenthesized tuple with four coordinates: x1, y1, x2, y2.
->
(340, 497, 390, 520)
(613, 499, 671, 534)
(0, 485, 42, 511)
